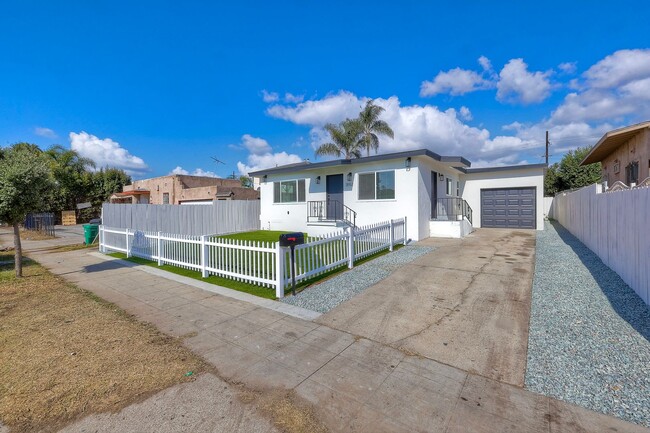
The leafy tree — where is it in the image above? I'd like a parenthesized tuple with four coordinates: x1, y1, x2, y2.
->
(544, 146, 601, 195)
(0, 144, 54, 277)
(315, 118, 363, 159)
(358, 100, 394, 156)
(239, 175, 253, 188)
(45, 145, 96, 212)
(79, 168, 131, 220)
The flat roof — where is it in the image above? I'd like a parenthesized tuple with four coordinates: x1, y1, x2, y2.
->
(581, 121, 650, 165)
(248, 149, 471, 176)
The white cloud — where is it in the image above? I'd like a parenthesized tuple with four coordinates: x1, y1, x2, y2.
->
(34, 127, 57, 139)
(478, 55, 492, 71)
(284, 92, 304, 103)
(69, 131, 148, 175)
(496, 58, 553, 104)
(241, 134, 272, 155)
(558, 62, 577, 74)
(459, 106, 472, 121)
(549, 49, 650, 125)
(170, 166, 189, 175)
(266, 91, 541, 164)
(582, 49, 650, 89)
(267, 91, 363, 126)
(169, 166, 219, 177)
(420, 57, 495, 97)
(235, 135, 303, 175)
(261, 90, 279, 103)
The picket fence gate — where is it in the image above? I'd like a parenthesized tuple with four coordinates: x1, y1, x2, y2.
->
(99, 217, 406, 298)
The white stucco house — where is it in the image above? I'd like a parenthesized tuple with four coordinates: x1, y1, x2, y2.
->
(249, 149, 546, 241)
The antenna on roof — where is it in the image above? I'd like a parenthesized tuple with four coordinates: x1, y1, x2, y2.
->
(211, 157, 225, 165)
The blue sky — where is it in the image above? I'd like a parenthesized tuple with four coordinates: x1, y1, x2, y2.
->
(2, 1, 650, 178)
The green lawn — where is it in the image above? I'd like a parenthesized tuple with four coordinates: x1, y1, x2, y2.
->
(108, 252, 277, 299)
(217, 230, 305, 243)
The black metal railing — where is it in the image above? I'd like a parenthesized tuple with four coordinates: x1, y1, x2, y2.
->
(431, 198, 472, 224)
(24, 212, 56, 237)
(307, 200, 356, 227)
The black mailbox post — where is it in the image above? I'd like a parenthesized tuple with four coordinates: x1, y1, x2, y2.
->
(279, 232, 305, 295)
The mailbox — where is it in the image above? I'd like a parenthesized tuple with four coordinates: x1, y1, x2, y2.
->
(279, 232, 305, 247)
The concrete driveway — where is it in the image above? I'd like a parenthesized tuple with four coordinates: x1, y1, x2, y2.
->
(317, 228, 536, 386)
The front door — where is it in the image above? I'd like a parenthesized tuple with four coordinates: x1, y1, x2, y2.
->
(431, 171, 438, 218)
(326, 174, 344, 220)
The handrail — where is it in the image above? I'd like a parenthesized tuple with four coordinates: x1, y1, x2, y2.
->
(307, 200, 356, 227)
(431, 197, 472, 224)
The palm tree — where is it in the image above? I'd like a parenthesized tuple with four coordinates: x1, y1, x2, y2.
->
(315, 118, 363, 159)
(358, 100, 394, 156)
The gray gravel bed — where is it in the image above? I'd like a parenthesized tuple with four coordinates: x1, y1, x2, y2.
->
(527, 221, 650, 427)
(281, 245, 433, 313)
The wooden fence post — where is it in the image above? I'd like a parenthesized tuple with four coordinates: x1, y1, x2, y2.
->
(125, 228, 131, 258)
(347, 226, 354, 269)
(389, 219, 394, 251)
(200, 235, 208, 278)
(275, 242, 285, 299)
(157, 232, 162, 266)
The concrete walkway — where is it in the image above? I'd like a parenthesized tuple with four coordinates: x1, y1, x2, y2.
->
(3, 230, 647, 432)
(318, 229, 535, 387)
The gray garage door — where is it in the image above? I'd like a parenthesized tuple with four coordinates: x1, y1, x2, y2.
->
(481, 188, 536, 229)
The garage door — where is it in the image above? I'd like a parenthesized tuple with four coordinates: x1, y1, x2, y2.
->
(481, 188, 536, 229)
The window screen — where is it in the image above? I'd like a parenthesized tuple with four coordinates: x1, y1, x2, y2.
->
(376, 171, 395, 199)
(359, 173, 375, 200)
(163, 193, 169, 204)
(298, 179, 306, 202)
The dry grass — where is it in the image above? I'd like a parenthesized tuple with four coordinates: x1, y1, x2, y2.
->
(241, 389, 327, 433)
(0, 258, 206, 432)
(19, 229, 55, 241)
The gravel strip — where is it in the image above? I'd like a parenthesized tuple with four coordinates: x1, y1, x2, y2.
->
(281, 245, 434, 313)
(527, 221, 650, 427)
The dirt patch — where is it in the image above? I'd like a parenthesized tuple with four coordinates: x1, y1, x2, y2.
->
(0, 257, 206, 432)
(19, 229, 55, 241)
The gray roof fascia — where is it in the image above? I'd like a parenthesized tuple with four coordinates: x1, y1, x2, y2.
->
(248, 148, 470, 177)
(460, 163, 547, 174)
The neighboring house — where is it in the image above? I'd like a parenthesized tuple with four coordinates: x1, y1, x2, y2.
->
(582, 121, 650, 188)
(249, 149, 545, 241)
(109, 174, 259, 205)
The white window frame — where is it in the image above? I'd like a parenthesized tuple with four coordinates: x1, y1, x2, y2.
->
(358, 170, 396, 201)
(273, 179, 306, 203)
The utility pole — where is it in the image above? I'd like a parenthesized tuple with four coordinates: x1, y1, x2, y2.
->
(545, 130, 549, 165)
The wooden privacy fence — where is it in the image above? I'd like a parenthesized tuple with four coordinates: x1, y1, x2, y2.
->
(99, 217, 407, 298)
(101, 201, 261, 236)
(550, 184, 650, 306)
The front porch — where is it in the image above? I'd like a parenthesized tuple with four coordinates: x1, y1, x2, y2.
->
(430, 197, 474, 238)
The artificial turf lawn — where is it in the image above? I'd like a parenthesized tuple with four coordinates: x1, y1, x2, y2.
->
(108, 252, 277, 299)
(217, 230, 303, 243)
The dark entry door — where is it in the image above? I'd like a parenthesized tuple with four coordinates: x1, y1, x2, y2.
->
(481, 187, 536, 229)
(326, 174, 344, 220)
(431, 171, 438, 218)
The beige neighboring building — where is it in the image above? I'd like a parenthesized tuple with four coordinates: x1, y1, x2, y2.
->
(109, 174, 259, 205)
(582, 121, 650, 187)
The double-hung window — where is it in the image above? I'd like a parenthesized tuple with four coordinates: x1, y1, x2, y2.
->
(446, 178, 453, 196)
(273, 179, 306, 203)
(358, 170, 395, 200)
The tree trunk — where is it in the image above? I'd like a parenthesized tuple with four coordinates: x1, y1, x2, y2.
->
(13, 222, 22, 277)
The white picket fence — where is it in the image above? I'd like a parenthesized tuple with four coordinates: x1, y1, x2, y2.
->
(99, 217, 407, 298)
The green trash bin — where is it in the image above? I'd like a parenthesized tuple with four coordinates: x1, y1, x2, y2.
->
(83, 224, 99, 245)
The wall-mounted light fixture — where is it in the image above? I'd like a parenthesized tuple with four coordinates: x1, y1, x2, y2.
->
(316, 175, 321, 185)
(347, 172, 353, 182)
(405, 157, 411, 170)
(438, 173, 444, 182)
(263, 175, 268, 183)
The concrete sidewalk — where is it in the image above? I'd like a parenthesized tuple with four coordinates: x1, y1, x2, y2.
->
(18, 244, 647, 433)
